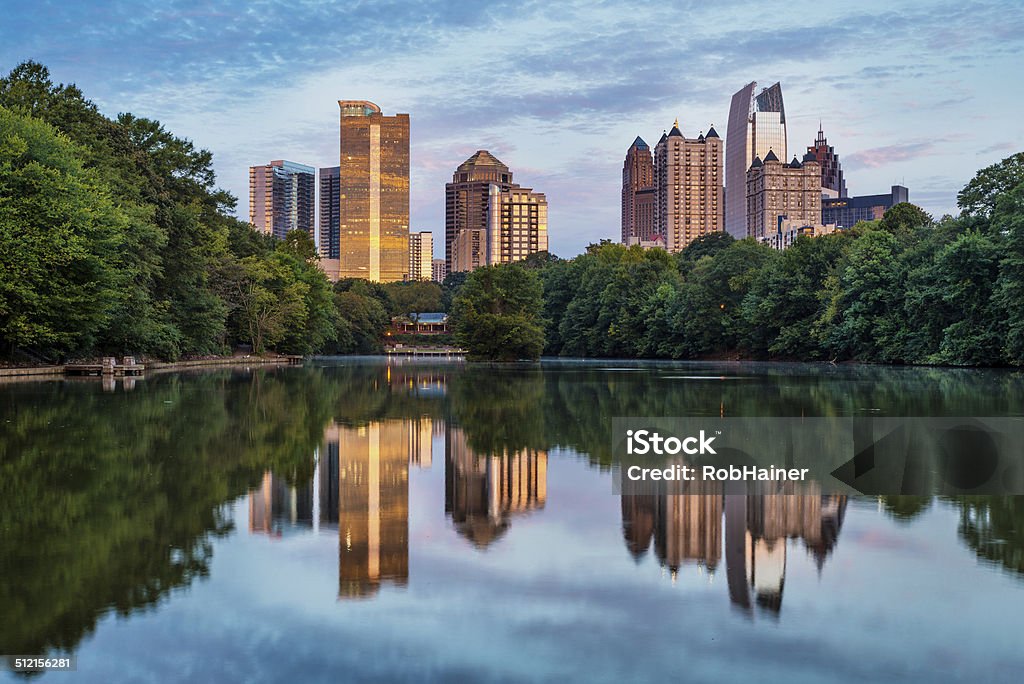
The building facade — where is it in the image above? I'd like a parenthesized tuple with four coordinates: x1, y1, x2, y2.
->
(319, 166, 341, 259)
(806, 125, 847, 199)
(822, 185, 909, 228)
(745, 151, 824, 241)
(446, 151, 548, 273)
(337, 100, 410, 282)
(432, 258, 446, 283)
(653, 121, 723, 252)
(408, 231, 433, 281)
(445, 150, 513, 274)
(248, 160, 316, 241)
(725, 82, 787, 238)
(451, 228, 486, 274)
(621, 137, 657, 244)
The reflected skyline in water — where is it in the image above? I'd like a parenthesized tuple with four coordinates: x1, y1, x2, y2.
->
(4, 359, 1024, 682)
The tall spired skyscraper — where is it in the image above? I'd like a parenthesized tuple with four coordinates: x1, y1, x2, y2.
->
(338, 101, 410, 282)
(806, 124, 848, 198)
(621, 137, 656, 244)
(725, 82, 787, 238)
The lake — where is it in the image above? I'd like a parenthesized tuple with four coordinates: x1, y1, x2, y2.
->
(2, 358, 1023, 682)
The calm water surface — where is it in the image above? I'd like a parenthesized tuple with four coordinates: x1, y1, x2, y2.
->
(2, 359, 1024, 683)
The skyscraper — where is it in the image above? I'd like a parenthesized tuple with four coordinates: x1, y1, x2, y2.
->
(445, 151, 548, 273)
(408, 231, 433, 281)
(726, 82, 787, 238)
(432, 258, 446, 283)
(338, 100, 410, 282)
(445, 150, 512, 273)
(621, 137, 656, 244)
(653, 120, 723, 252)
(319, 166, 341, 259)
(745, 151, 823, 242)
(248, 160, 316, 241)
(451, 228, 486, 273)
(806, 125, 847, 198)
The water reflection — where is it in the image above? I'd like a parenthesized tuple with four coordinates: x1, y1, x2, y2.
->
(445, 427, 547, 548)
(621, 481, 846, 617)
(4, 359, 1024, 676)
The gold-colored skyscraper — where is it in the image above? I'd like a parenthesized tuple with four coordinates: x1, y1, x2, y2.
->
(338, 101, 410, 282)
(335, 421, 410, 598)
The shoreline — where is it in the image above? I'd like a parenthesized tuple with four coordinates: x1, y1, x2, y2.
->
(0, 355, 297, 383)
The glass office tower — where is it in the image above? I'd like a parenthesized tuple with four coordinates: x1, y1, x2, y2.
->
(725, 82, 787, 238)
(338, 101, 410, 282)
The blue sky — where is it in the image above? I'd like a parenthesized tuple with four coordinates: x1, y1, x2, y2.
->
(2, 0, 1022, 258)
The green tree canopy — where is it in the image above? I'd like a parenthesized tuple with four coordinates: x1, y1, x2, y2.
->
(451, 264, 545, 361)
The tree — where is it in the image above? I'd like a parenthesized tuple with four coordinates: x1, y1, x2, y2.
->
(958, 152, 1024, 218)
(819, 230, 903, 361)
(451, 264, 545, 361)
(0, 106, 120, 359)
(879, 202, 932, 236)
(674, 231, 735, 277)
(440, 270, 469, 311)
(995, 183, 1024, 363)
(383, 281, 443, 319)
(333, 291, 389, 353)
(741, 232, 851, 359)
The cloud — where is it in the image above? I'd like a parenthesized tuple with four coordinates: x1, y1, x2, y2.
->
(845, 142, 936, 169)
(3, 0, 1023, 257)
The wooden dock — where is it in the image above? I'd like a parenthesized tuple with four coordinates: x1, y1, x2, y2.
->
(385, 347, 465, 357)
(65, 357, 144, 377)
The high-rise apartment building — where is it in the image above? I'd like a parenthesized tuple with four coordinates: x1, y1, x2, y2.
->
(337, 100, 410, 282)
(248, 160, 316, 241)
(726, 82, 787, 238)
(432, 258, 446, 283)
(445, 150, 513, 274)
(653, 121, 723, 252)
(407, 231, 433, 281)
(806, 125, 847, 198)
(745, 151, 823, 241)
(445, 151, 548, 273)
(621, 137, 657, 244)
(822, 185, 909, 228)
(451, 228, 486, 273)
(319, 166, 341, 259)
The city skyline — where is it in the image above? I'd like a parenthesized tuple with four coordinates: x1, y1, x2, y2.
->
(2, 1, 1022, 258)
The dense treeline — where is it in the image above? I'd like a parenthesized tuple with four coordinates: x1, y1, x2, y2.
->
(451, 152, 1024, 365)
(5, 60, 1022, 366)
(0, 61, 449, 362)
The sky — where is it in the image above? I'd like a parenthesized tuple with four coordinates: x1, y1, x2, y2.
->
(2, 0, 1022, 259)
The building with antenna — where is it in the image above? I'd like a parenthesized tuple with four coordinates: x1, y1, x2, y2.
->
(806, 125, 847, 199)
